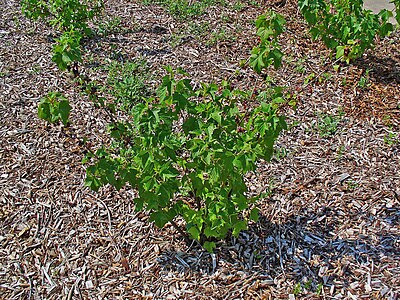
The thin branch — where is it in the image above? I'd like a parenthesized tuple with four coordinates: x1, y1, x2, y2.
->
(169, 219, 191, 244)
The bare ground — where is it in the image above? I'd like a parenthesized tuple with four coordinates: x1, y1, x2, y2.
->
(0, 0, 399, 299)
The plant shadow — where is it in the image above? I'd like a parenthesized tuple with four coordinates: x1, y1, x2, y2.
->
(354, 55, 400, 84)
(156, 203, 400, 287)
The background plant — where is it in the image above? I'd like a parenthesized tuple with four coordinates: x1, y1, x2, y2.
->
(37, 91, 71, 126)
(21, 0, 104, 70)
(298, 0, 399, 62)
(142, 0, 223, 20)
(104, 60, 151, 112)
(250, 11, 286, 73)
(315, 111, 343, 137)
(21, 0, 104, 33)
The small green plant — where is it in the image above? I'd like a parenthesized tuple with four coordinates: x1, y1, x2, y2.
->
(82, 67, 286, 252)
(345, 179, 359, 190)
(206, 28, 235, 46)
(105, 60, 151, 112)
(169, 21, 211, 47)
(232, 1, 244, 11)
(21, 0, 104, 70)
(298, 0, 399, 62)
(320, 72, 332, 82)
(250, 11, 286, 73)
(336, 145, 346, 160)
(295, 58, 306, 73)
(273, 147, 288, 160)
(304, 72, 316, 85)
(96, 17, 122, 36)
(316, 112, 342, 137)
(52, 30, 83, 70)
(304, 279, 312, 290)
(143, 0, 222, 20)
(384, 131, 399, 145)
(38, 92, 71, 126)
(293, 282, 302, 295)
(316, 283, 324, 295)
(358, 69, 371, 88)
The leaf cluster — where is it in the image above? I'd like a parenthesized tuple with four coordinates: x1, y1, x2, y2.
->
(21, 0, 104, 70)
(250, 11, 286, 73)
(298, 0, 399, 62)
(52, 30, 83, 70)
(21, 0, 103, 33)
(38, 92, 71, 126)
(83, 67, 286, 252)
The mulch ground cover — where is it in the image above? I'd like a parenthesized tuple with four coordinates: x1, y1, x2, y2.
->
(1, 0, 399, 299)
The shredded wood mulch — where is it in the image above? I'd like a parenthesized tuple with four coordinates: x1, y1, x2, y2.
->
(0, 0, 399, 299)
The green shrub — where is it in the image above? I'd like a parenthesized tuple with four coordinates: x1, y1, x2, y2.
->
(38, 92, 71, 126)
(83, 67, 286, 252)
(298, 0, 399, 62)
(21, 0, 104, 34)
(21, 0, 104, 70)
(250, 11, 286, 73)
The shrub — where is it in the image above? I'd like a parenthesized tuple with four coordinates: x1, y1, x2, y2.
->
(82, 67, 286, 252)
(298, 0, 399, 62)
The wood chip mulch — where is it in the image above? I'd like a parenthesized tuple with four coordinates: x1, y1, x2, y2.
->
(0, 0, 399, 299)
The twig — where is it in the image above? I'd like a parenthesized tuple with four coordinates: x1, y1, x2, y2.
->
(98, 199, 112, 232)
(276, 230, 285, 274)
(170, 219, 191, 244)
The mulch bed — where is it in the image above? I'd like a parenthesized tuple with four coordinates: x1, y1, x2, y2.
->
(1, 0, 399, 299)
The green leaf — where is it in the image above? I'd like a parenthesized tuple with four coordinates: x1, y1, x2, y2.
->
(182, 116, 199, 134)
(58, 99, 71, 125)
(232, 220, 247, 236)
(204, 227, 218, 238)
(336, 46, 345, 59)
(38, 101, 51, 122)
(149, 210, 172, 228)
(203, 241, 216, 253)
(270, 48, 284, 69)
(188, 225, 201, 241)
(210, 111, 221, 125)
(250, 207, 260, 222)
(85, 178, 102, 191)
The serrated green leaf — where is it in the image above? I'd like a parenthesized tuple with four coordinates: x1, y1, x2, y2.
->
(188, 225, 201, 241)
(149, 210, 171, 228)
(203, 241, 216, 253)
(58, 99, 71, 125)
(250, 207, 260, 222)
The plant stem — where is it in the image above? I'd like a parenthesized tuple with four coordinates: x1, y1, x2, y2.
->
(170, 220, 191, 244)
(196, 196, 201, 211)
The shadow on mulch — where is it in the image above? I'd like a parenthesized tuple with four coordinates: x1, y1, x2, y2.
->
(354, 55, 400, 84)
(156, 205, 399, 287)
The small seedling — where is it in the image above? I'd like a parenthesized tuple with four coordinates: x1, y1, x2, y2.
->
(345, 179, 359, 191)
(38, 92, 71, 126)
(304, 72, 316, 85)
(358, 69, 371, 88)
(293, 282, 302, 295)
(384, 131, 399, 145)
(316, 112, 342, 137)
(316, 283, 324, 295)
